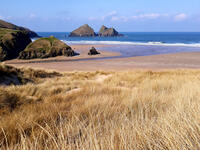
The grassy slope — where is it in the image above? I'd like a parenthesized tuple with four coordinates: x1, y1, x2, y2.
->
(0, 20, 24, 31)
(0, 28, 18, 39)
(0, 65, 200, 149)
(24, 36, 66, 52)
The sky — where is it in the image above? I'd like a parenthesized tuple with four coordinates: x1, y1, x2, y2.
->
(0, 0, 200, 32)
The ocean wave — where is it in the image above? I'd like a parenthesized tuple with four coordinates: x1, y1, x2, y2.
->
(61, 40, 200, 47)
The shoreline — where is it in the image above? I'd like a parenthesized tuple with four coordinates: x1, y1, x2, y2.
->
(66, 41, 200, 47)
(5, 44, 200, 72)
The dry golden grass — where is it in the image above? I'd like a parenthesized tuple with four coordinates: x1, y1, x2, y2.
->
(0, 63, 61, 85)
(0, 65, 200, 149)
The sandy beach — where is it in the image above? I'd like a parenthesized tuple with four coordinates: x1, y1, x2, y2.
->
(5, 44, 200, 71)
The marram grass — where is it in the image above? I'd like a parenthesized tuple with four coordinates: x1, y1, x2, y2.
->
(0, 65, 200, 149)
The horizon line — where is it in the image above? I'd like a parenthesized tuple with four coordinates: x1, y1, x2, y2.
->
(35, 31, 200, 33)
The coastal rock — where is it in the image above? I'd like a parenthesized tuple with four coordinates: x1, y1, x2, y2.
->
(0, 29, 31, 61)
(99, 25, 108, 34)
(99, 25, 123, 37)
(0, 19, 38, 38)
(69, 24, 97, 37)
(19, 36, 76, 59)
(88, 47, 100, 55)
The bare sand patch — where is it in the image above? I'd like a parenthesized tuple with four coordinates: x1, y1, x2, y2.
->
(4, 45, 200, 71)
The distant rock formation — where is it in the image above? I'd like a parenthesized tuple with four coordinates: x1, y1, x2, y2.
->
(0, 29, 31, 61)
(99, 25, 123, 37)
(19, 36, 77, 59)
(88, 47, 100, 55)
(99, 25, 108, 35)
(69, 24, 123, 37)
(69, 24, 97, 37)
(0, 19, 38, 38)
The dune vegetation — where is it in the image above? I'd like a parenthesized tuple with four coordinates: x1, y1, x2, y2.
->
(18, 36, 76, 59)
(0, 64, 200, 149)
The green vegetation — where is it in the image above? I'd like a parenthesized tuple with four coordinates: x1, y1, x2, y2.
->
(42, 36, 57, 45)
(0, 19, 38, 38)
(24, 36, 57, 52)
(19, 36, 76, 59)
(0, 28, 18, 39)
(0, 28, 31, 61)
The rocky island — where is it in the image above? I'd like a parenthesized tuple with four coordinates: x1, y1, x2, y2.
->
(19, 36, 76, 59)
(69, 24, 123, 37)
(99, 25, 123, 37)
(69, 24, 97, 37)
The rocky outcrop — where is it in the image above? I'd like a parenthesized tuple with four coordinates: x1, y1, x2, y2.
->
(19, 36, 77, 59)
(99, 25, 108, 35)
(99, 25, 123, 37)
(88, 47, 100, 55)
(69, 24, 97, 37)
(0, 29, 31, 61)
(0, 19, 38, 38)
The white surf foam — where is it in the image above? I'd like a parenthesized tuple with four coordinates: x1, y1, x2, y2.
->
(61, 40, 200, 47)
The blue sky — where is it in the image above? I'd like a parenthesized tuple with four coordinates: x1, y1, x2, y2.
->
(1, 0, 200, 32)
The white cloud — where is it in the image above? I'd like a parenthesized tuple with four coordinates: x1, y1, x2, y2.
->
(138, 13, 161, 19)
(130, 13, 170, 20)
(89, 12, 189, 22)
(101, 11, 117, 20)
(60, 17, 71, 21)
(111, 16, 119, 21)
(0, 15, 12, 20)
(0, 15, 4, 19)
(111, 16, 129, 22)
(111, 13, 167, 22)
(88, 11, 118, 21)
(174, 13, 187, 21)
(111, 13, 171, 22)
(88, 17, 98, 21)
(107, 11, 117, 16)
(29, 13, 36, 19)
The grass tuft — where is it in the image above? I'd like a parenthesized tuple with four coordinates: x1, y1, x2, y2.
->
(0, 65, 200, 149)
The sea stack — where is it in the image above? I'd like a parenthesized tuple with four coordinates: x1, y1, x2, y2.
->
(69, 24, 97, 37)
(99, 25, 123, 37)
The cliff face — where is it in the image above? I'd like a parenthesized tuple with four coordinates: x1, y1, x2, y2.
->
(0, 29, 31, 61)
(19, 36, 76, 59)
(69, 24, 97, 37)
(99, 25, 122, 37)
(0, 19, 38, 38)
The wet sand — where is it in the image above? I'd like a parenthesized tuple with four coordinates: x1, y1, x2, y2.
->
(5, 44, 200, 71)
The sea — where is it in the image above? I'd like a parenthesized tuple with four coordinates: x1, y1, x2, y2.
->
(35, 32, 200, 58)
